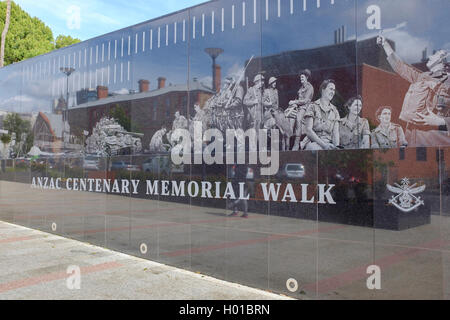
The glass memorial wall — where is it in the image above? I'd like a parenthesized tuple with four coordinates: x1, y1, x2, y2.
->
(0, 0, 449, 299)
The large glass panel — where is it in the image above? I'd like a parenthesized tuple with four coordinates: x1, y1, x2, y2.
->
(355, 0, 448, 299)
(0, 61, 29, 224)
(80, 157, 108, 249)
(187, 0, 268, 289)
(62, 154, 86, 242)
(316, 148, 375, 300)
(128, 9, 192, 270)
(104, 154, 132, 253)
(372, 147, 441, 299)
(261, 0, 360, 299)
(266, 150, 318, 298)
(442, 146, 450, 300)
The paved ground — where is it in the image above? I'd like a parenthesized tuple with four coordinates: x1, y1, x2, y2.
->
(0, 220, 291, 300)
(1, 180, 450, 299)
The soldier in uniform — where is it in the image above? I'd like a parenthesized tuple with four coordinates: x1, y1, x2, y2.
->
(262, 77, 279, 130)
(169, 111, 188, 147)
(244, 74, 265, 130)
(263, 77, 292, 150)
(191, 103, 208, 132)
(263, 77, 279, 112)
(190, 103, 208, 150)
(371, 106, 408, 149)
(149, 127, 168, 152)
(224, 77, 245, 130)
(287, 69, 314, 151)
(339, 96, 371, 149)
(211, 78, 233, 132)
(203, 92, 217, 130)
(302, 79, 340, 150)
(378, 35, 450, 145)
(172, 111, 188, 131)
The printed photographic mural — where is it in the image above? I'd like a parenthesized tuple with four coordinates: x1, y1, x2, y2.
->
(0, 0, 448, 158)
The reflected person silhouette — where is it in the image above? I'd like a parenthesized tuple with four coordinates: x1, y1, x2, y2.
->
(228, 164, 250, 218)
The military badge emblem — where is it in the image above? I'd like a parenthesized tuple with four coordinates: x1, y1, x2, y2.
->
(386, 178, 426, 213)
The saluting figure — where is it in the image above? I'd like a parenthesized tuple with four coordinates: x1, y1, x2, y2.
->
(371, 106, 408, 149)
(378, 35, 450, 145)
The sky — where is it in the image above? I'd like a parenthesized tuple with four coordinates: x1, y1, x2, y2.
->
(14, 0, 207, 41)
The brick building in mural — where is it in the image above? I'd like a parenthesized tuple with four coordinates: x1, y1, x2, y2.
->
(68, 78, 214, 147)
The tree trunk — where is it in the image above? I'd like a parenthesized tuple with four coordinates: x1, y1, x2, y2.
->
(0, 0, 11, 68)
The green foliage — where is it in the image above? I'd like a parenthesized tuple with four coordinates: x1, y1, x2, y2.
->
(3, 112, 33, 153)
(54, 34, 80, 50)
(110, 105, 132, 132)
(0, 1, 53, 65)
(0, 1, 81, 66)
(3, 112, 28, 137)
(0, 134, 11, 144)
(30, 161, 45, 173)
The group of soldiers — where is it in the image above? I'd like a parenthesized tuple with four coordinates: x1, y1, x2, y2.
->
(149, 35, 449, 153)
(149, 70, 405, 153)
(149, 111, 191, 152)
(203, 72, 294, 150)
(200, 69, 339, 151)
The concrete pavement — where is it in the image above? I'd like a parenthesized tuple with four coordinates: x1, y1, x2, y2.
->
(0, 220, 292, 300)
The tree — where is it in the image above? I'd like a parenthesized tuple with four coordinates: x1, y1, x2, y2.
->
(110, 105, 132, 132)
(0, 133, 10, 144)
(3, 112, 33, 155)
(54, 34, 80, 50)
(0, 1, 53, 66)
(0, 0, 10, 67)
(0, 2, 82, 66)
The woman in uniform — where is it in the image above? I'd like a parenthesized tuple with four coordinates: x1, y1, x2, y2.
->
(371, 106, 408, 149)
(339, 96, 370, 149)
(302, 79, 340, 150)
(288, 69, 314, 151)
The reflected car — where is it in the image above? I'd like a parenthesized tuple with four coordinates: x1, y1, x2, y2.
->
(229, 165, 255, 180)
(83, 155, 100, 171)
(67, 158, 83, 169)
(278, 163, 305, 179)
(335, 172, 361, 183)
(15, 158, 31, 165)
(142, 157, 171, 175)
(110, 161, 140, 172)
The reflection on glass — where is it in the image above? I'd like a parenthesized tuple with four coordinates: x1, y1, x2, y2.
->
(0, 0, 449, 299)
